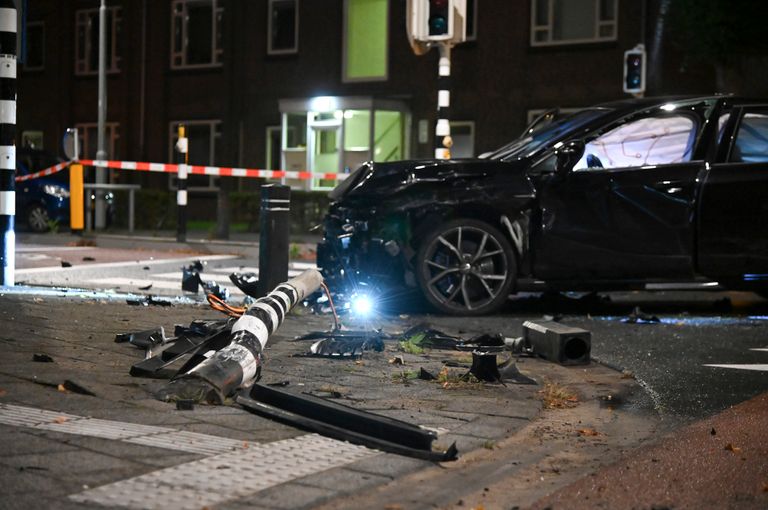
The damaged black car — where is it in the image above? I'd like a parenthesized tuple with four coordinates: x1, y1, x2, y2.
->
(317, 95, 768, 315)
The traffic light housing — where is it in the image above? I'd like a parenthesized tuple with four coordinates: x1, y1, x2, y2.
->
(407, 0, 466, 45)
(623, 45, 646, 95)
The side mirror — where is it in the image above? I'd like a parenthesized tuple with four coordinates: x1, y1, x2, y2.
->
(554, 140, 585, 176)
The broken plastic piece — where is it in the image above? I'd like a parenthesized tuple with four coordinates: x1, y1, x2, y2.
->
(202, 280, 230, 301)
(181, 260, 205, 293)
(238, 383, 458, 462)
(126, 295, 174, 307)
(623, 306, 660, 324)
(297, 330, 386, 359)
(115, 327, 166, 349)
(32, 353, 54, 363)
(465, 351, 503, 382)
(229, 272, 260, 298)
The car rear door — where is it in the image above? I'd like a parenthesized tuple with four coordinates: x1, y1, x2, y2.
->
(534, 103, 708, 280)
(697, 105, 768, 283)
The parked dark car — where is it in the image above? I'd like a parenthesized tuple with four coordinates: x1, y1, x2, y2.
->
(16, 148, 70, 232)
(317, 95, 768, 315)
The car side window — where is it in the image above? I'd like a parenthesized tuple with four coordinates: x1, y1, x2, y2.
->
(729, 112, 768, 163)
(574, 115, 697, 171)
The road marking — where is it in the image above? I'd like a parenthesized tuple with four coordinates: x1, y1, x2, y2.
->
(69, 434, 378, 510)
(703, 364, 768, 372)
(0, 403, 250, 455)
(88, 277, 245, 296)
(15, 254, 239, 275)
(16, 245, 93, 252)
(750, 348, 768, 352)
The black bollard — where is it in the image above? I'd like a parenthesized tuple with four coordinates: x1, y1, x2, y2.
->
(257, 184, 290, 298)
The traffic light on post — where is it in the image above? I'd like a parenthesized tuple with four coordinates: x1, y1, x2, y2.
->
(428, 0, 450, 37)
(623, 45, 646, 95)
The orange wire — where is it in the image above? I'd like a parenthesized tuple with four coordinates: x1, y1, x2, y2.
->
(206, 293, 246, 317)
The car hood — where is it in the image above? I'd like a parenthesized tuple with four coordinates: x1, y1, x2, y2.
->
(329, 158, 526, 202)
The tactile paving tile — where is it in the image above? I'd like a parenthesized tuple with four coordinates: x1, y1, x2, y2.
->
(0, 403, 81, 427)
(124, 430, 249, 455)
(70, 434, 379, 510)
(38, 418, 176, 440)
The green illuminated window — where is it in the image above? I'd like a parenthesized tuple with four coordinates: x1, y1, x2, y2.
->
(343, 0, 388, 81)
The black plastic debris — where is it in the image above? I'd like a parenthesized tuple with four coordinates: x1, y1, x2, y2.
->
(201, 279, 230, 301)
(418, 367, 437, 380)
(237, 383, 458, 462)
(61, 261, 72, 267)
(176, 399, 195, 411)
(400, 324, 461, 350)
(522, 320, 591, 365)
(60, 380, 96, 396)
(623, 306, 660, 324)
(82, 256, 95, 261)
(181, 260, 205, 293)
(32, 353, 54, 363)
(466, 351, 503, 382)
(229, 272, 260, 298)
(115, 327, 166, 349)
(138, 283, 153, 291)
(294, 329, 388, 359)
(497, 358, 537, 385)
(126, 295, 174, 307)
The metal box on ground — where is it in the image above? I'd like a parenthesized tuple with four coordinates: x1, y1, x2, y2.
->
(522, 320, 591, 365)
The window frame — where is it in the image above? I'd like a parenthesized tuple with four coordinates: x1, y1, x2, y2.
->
(342, 0, 389, 83)
(170, 0, 224, 70)
(267, 0, 299, 55)
(168, 119, 222, 190)
(75, 7, 122, 75)
(464, 0, 478, 41)
(726, 107, 768, 164)
(23, 21, 45, 71)
(530, 0, 617, 47)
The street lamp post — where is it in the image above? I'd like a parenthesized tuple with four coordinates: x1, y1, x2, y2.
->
(95, 0, 108, 229)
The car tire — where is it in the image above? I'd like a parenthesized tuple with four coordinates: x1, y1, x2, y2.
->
(416, 218, 516, 315)
(26, 204, 50, 233)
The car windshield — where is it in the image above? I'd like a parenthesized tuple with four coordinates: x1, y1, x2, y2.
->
(486, 108, 608, 161)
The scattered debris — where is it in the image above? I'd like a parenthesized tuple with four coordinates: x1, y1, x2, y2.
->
(176, 399, 195, 411)
(418, 367, 437, 380)
(138, 283, 153, 291)
(389, 356, 405, 365)
(61, 261, 72, 268)
(115, 327, 167, 350)
(82, 256, 96, 261)
(229, 272, 260, 298)
(623, 306, 660, 324)
(32, 353, 54, 363)
(126, 295, 174, 307)
(57, 380, 96, 396)
(201, 280, 230, 301)
(295, 329, 389, 359)
(237, 383, 458, 461)
(724, 443, 742, 453)
(181, 260, 205, 293)
(577, 428, 600, 437)
(711, 427, 717, 436)
(497, 358, 537, 385)
(522, 320, 591, 365)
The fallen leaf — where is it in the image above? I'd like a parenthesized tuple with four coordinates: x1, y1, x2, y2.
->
(725, 443, 742, 453)
(578, 428, 600, 437)
(54, 416, 69, 424)
(57, 384, 68, 393)
(384, 505, 404, 510)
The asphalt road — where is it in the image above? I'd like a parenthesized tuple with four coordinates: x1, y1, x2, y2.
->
(11, 237, 768, 423)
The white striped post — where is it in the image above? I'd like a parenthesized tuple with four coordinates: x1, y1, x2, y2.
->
(175, 124, 188, 242)
(434, 43, 451, 160)
(164, 269, 323, 404)
(0, 0, 15, 286)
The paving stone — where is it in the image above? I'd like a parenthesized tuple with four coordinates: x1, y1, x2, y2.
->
(345, 453, 430, 478)
(297, 467, 391, 493)
(0, 448, 149, 475)
(230, 482, 336, 510)
(0, 425, 79, 456)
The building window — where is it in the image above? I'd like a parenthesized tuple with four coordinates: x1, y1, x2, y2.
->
(531, 0, 617, 46)
(75, 7, 122, 75)
(343, 0, 388, 82)
(75, 123, 121, 160)
(21, 131, 44, 150)
(23, 21, 45, 70)
(465, 0, 477, 41)
(171, 0, 223, 69)
(169, 120, 222, 189)
(268, 0, 298, 54)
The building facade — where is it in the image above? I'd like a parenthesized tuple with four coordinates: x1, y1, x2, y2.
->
(17, 0, 715, 199)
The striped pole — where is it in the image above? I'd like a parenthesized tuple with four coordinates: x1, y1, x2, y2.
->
(0, 1, 16, 286)
(175, 124, 187, 242)
(434, 43, 451, 160)
(162, 269, 323, 404)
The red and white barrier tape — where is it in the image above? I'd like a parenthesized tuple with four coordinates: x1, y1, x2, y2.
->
(14, 159, 350, 182)
(14, 161, 71, 182)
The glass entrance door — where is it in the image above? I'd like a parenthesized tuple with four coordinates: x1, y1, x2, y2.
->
(309, 112, 342, 189)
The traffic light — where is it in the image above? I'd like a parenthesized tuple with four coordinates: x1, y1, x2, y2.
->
(623, 44, 646, 95)
(407, 0, 466, 45)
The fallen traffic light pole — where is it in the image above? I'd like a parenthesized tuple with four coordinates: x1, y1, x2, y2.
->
(158, 269, 323, 404)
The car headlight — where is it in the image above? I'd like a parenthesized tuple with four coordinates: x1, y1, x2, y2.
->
(43, 184, 70, 198)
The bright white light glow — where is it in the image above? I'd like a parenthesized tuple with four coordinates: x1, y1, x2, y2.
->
(661, 103, 677, 111)
(351, 294, 374, 316)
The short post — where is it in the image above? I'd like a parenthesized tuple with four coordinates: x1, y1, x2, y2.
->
(69, 163, 84, 233)
(0, 0, 16, 286)
(257, 184, 290, 298)
(175, 124, 188, 242)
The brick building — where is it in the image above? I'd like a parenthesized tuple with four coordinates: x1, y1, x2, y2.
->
(16, 0, 716, 210)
